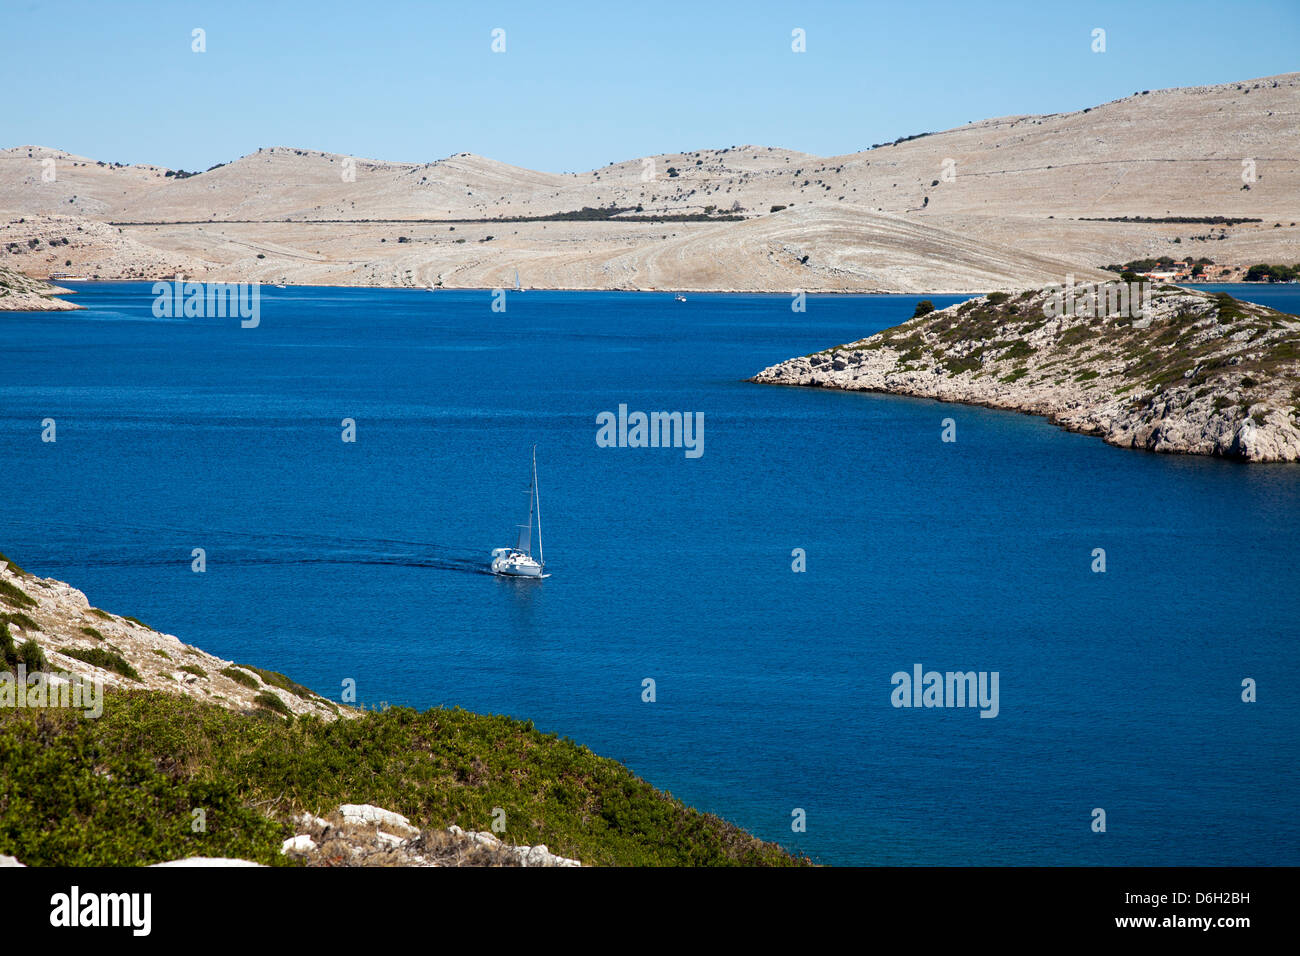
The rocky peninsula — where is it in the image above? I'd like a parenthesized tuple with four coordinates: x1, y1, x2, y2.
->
(0, 264, 78, 311)
(753, 285, 1300, 461)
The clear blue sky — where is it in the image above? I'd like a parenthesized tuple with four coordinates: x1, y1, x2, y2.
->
(3, 0, 1296, 172)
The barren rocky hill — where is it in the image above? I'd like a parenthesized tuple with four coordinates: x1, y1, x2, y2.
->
(2, 73, 1296, 292)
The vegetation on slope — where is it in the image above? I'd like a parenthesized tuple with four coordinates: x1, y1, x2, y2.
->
(0, 690, 803, 867)
(765, 286, 1300, 459)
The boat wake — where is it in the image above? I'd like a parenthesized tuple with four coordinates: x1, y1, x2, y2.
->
(14, 525, 495, 576)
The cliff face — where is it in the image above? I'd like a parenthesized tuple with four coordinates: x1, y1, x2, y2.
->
(753, 286, 1300, 462)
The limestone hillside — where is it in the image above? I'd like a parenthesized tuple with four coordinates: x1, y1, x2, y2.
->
(0, 554, 343, 719)
(1, 73, 1297, 292)
(752, 287, 1300, 461)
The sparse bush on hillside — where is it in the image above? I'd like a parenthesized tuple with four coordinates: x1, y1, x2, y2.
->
(2, 612, 40, 633)
(222, 666, 260, 689)
(0, 580, 37, 610)
(254, 691, 292, 717)
(62, 646, 140, 681)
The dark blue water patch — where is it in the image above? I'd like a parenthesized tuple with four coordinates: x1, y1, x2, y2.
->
(2, 283, 1297, 865)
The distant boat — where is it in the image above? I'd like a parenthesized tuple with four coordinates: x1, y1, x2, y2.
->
(48, 273, 90, 282)
(490, 445, 548, 578)
(275, 284, 286, 289)
(675, 293, 687, 302)
(514, 269, 524, 292)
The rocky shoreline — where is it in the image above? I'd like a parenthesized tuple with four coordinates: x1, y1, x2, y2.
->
(752, 285, 1300, 461)
(0, 555, 343, 719)
(0, 264, 79, 311)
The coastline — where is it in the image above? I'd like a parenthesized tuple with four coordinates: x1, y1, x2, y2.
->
(752, 285, 1300, 462)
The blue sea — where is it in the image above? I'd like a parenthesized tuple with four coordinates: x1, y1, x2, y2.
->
(3, 281, 1297, 866)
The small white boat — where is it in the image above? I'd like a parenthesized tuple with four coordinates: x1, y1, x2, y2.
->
(675, 293, 687, 302)
(490, 445, 548, 578)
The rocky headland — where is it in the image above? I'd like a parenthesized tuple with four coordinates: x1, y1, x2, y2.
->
(752, 285, 1300, 461)
(0, 264, 78, 311)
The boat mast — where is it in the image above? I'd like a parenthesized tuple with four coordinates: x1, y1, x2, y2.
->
(533, 444, 543, 566)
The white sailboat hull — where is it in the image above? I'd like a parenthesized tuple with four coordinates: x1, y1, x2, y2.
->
(490, 548, 546, 578)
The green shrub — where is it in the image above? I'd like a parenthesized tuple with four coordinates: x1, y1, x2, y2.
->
(254, 691, 292, 716)
(17, 640, 47, 672)
(87, 608, 114, 621)
(0, 580, 37, 610)
(996, 341, 1034, 360)
(153, 649, 172, 660)
(0, 552, 28, 576)
(986, 291, 1010, 305)
(1, 612, 41, 633)
(179, 664, 207, 679)
(61, 647, 140, 681)
(912, 300, 935, 318)
(221, 667, 260, 689)
(239, 665, 316, 700)
(80, 626, 104, 641)
(0, 621, 16, 669)
(944, 355, 982, 374)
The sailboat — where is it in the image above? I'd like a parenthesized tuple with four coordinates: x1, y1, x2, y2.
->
(490, 445, 548, 578)
(514, 269, 524, 292)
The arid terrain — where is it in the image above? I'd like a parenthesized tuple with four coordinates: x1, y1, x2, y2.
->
(2, 73, 1297, 294)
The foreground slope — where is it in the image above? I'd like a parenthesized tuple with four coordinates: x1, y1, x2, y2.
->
(0, 555, 801, 866)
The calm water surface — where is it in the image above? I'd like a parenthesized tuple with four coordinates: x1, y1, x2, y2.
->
(2, 282, 1297, 865)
